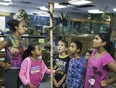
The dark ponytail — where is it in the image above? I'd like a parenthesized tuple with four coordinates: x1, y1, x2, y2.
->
(22, 49, 29, 60)
(106, 41, 115, 58)
(98, 33, 115, 57)
(22, 42, 40, 60)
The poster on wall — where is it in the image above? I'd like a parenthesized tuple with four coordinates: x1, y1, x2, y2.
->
(0, 17, 5, 30)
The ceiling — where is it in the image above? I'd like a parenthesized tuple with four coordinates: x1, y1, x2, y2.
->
(0, 0, 116, 14)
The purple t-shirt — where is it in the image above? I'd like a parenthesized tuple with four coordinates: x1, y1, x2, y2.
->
(84, 50, 115, 88)
(5, 36, 24, 68)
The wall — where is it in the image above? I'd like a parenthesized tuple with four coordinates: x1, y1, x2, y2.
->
(0, 17, 5, 30)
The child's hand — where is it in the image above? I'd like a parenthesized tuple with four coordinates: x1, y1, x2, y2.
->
(53, 82, 59, 87)
(26, 83, 34, 88)
(55, 68, 62, 73)
(101, 80, 108, 87)
(62, 83, 66, 88)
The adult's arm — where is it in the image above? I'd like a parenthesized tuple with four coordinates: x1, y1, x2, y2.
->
(0, 41, 8, 67)
(101, 61, 116, 87)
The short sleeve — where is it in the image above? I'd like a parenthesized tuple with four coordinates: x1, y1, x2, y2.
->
(102, 53, 115, 66)
(4, 36, 12, 47)
(65, 56, 70, 73)
(53, 55, 58, 69)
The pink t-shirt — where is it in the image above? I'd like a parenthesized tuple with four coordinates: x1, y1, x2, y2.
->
(84, 50, 115, 88)
(29, 59, 43, 88)
(19, 57, 56, 88)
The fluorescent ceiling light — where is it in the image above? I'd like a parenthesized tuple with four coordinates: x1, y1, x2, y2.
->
(54, 3, 67, 8)
(39, 6, 48, 11)
(88, 9, 103, 14)
(69, 0, 92, 5)
(3, 0, 12, 1)
(113, 8, 116, 11)
(0, 2, 9, 5)
(9, 1, 13, 5)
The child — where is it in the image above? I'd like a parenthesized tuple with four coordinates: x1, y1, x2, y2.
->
(84, 51, 92, 61)
(53, 39, 70, 88)
(0, 19, 26, 88)
(66, 40, 85, 88)
(19, 42, 59, 88)
(84, 33, 116, 88)
(84, 50, 92, 68)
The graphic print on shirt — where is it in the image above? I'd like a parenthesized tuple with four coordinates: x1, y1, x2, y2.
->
(55, 59, 66, 73)
(30, 66, 41, 74)
(87, 63, 103, 87)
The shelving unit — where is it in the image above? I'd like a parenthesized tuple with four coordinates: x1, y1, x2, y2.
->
(61, 18, 110, 34)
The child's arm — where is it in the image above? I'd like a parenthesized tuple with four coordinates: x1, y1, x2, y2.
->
(53, 77, 58, 87)
(107, 61, 116, 73)
(62, 82, 66, 88)
(101, 61, 116, 87)
(57, 74, 66, 87)
(44, 60, 61, 74)
(101, 76, 116, 87)
(19, 60, 30, 86)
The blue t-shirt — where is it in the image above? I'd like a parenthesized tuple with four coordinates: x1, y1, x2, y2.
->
(66, 57, 85, 88)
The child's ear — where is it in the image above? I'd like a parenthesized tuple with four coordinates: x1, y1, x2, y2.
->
(77, 49, 80, 53)
(103, 41, 106, 46)
(15, 26, 18, 30)
(65, 48, 68, 51)
(31, 50, 34, 54)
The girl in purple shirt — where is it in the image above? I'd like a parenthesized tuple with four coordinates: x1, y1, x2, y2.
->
(84, 33, 116, 88)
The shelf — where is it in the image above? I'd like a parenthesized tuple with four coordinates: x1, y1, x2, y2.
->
(21, 35, 45, 38)
(67, 18, 110, 24)
(0, 35, 45, 38)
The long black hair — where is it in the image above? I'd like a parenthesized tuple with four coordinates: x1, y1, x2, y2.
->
(22, 42, 40, 60)
(98, 33, 114, 57)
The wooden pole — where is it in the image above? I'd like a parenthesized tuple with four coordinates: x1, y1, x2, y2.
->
(48, 1, 54, 88)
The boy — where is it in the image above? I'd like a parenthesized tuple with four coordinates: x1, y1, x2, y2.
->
(53, 39, 70, 88)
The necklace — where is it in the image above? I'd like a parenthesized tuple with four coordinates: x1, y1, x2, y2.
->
(11, 36, 20, 47)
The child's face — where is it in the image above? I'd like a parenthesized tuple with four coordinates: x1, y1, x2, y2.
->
(69, 42, 78, 55)
(85, 52, 91, 60)
(34, 45, 41, 56)
(57, 41, 67, 54)
(93, 35, 105, 48)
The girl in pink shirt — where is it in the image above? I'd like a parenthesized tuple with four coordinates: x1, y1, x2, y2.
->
(84, 33, 116, 88)
(19, 42, 58, 88)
